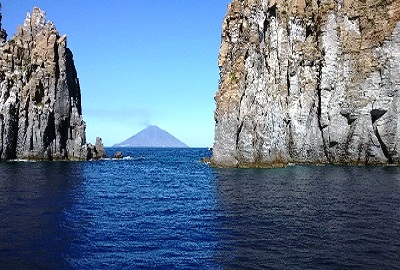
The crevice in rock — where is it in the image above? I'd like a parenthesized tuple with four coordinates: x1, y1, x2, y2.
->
(329, 141, 338, 148)
(6, 105, 19, 159)
(371, 109, 387, 123)
(287, 68, 291, 96)
(44, 111, 55, 150)
(268, 5, 277, 19)
(23, 96, 30, 136)
(29, 132, 33, 151)
(373, 124, 392, 163)
(263, 17, 269, 35)
(315, 24, 330, 162)
(306, 24, 313, 39)
(284, 118, 291, 125)
(0, 114, 4, 158)
(288, 121, 294, 158)
(252, 123, 259, 155)
(54, 42, 60, 98)
(34, 81, 44, 103)
(344, 124, 356, 161)
(340, 112, 356, 125)
(236, 121, 244, 147)
(370, 109, 391, 163)
(58, 118, 69, 157)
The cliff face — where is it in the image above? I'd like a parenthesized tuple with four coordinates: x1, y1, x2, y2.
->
(212, 0, 400, 167)
(0, 7, 104, 160)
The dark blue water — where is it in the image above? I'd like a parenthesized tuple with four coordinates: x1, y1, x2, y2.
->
(0, 148, 400, 269)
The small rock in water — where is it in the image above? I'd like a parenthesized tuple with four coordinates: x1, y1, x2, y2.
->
(201, 157, 211, 164)
(114, 151, 123, 159)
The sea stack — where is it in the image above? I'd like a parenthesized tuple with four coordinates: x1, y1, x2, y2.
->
(0, 7, 104, 160)
(212, 0, 400, 167)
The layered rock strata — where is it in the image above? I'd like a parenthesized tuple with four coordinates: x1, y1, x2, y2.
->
(0, 7, 105, 160)
(212, 0, 400, 167)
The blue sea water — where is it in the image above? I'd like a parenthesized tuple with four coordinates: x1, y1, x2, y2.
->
(0, 148, 400, 269)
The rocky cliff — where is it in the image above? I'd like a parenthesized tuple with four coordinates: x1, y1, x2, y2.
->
(212, 0, 400, 167)
(0, 7, 104, 160)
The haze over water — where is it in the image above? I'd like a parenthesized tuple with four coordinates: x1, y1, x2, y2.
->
(1, 148, 400, 269)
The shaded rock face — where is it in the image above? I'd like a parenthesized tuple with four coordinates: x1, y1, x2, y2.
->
(0, 4, 7, 45)
(0, 7, 102, 160)
(87, 137, 107, 160)
(212, 0, 400, 167)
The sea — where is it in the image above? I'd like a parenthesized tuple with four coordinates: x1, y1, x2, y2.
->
(0, 148, 399, 269)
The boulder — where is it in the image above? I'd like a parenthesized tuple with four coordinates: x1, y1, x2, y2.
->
(114, 151, 123, 159)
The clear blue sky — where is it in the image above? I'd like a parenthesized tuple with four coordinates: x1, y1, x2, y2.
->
(1, 1, 231, 147)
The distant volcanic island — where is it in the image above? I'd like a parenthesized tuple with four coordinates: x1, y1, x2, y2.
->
(114, 125, 188, 148)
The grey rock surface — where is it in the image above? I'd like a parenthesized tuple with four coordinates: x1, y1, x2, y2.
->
(113, 151, 123, 159)
(0, 4, 6, 45)
(0, 7, 103, 160)
(87, 137, 107, 160)
(212, 0, 400, 167)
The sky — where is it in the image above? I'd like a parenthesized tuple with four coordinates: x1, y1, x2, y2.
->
(1, 0, 231, 147)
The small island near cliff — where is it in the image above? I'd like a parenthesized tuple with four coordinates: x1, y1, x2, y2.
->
(0, 6, 104, 161)
(211, 0, 400, 168)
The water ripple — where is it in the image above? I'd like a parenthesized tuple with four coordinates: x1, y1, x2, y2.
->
(0, 150, 400, 269)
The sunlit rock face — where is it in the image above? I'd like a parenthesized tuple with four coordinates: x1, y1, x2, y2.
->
(212, 0, 400, 167)
(0, 7, 104, 160)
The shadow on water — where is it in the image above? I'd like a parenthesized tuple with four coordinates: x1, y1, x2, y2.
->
(0, 162, 85, 269)
(213, 166, 400, 270)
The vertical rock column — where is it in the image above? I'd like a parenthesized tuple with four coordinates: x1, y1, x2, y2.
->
(0, 3, 7, 45)
(0, 7, 90, 160)
(212, 0, 400, 167)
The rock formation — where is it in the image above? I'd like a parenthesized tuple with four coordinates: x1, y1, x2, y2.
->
(0, 7, 105, 160)
(87, 137, 107, 160)
(113, 151, 123, 159)
(212, 0, 400, 167)
(0, 4, 7, 45)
